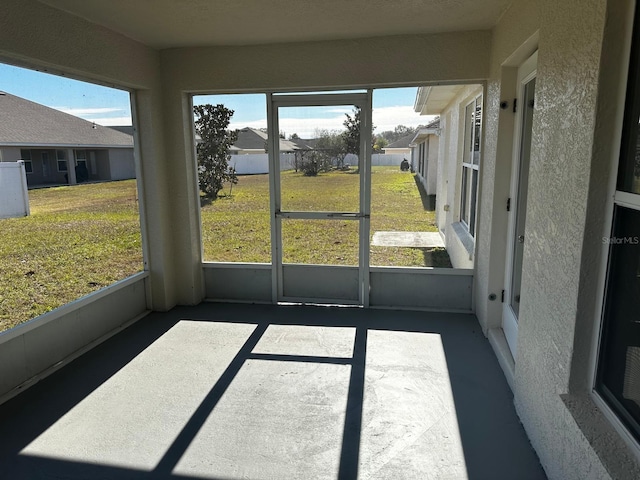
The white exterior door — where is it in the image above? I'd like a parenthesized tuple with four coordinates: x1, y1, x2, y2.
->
(503, 51, 537, 358)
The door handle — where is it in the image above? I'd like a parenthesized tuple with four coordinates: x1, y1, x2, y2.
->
(518, 235, 525, 243)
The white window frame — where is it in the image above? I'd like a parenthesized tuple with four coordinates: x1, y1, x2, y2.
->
(460, 94, 482, 237)
(75, 149, 87, 164)
(56, 149, 67, 172)
(589, 0, 640, 459)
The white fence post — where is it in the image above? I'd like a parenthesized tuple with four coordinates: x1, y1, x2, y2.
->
(0, 161, 30, 218)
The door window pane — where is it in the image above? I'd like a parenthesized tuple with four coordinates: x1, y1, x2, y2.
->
(618, 28, 640, 194)
(281, 219, 359, 266)
(278, 105, 360, 213)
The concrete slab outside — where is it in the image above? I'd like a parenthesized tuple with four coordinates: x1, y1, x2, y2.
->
(0, 303, 546, 479)
(372, 231, 445, 248)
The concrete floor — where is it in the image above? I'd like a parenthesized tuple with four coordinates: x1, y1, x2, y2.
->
(0, 303, 546, 480)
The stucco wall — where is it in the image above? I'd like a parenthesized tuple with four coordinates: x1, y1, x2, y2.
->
(161, 32, 491, 93)
(475, 0, 640, 478)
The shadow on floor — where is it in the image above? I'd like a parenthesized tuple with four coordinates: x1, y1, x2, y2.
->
(0, 303, 546, 480)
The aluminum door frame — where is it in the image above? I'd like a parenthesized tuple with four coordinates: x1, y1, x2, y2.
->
(267, 91, 373, 306)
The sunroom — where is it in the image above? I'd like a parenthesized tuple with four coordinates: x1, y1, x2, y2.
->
(0, 0, 639, 479)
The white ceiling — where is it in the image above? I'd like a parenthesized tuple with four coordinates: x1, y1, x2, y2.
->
(39, 0, 512, 49)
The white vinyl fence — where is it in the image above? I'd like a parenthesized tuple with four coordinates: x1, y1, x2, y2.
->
(345, 153, 408, 167)
(229, 153, 409, 175)
(229, 153, 294, 175)
(0, 161, 30, 218)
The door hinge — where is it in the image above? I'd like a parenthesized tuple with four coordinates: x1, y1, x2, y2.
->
(501, 290, 505, 302)
(513, 98, 517, 113)
(507, 198, 511, 212)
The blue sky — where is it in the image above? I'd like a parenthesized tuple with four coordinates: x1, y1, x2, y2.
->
(0, 63, 132, 125)
(1, 63, 434, 136)
(195, 88, 434, 138)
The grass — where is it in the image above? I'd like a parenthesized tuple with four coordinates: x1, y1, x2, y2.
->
(0, 180, 142, 332)
(0, 167, 449, 332)
(201, 166, 451, 267)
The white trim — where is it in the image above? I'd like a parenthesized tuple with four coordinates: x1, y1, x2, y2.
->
(277, 211, 363, 220)
(279, 296, 360, 306)
(614, 190, 640, 209)
(271, 93, 369, 108)
(369, 266, 473, 275)
(502, 50, 538, 359)
(56, 149, 67, 172)
(203, 261, 271, 269)
(488, 327, 515, 391)
(361, 89, 373, 307)
(267, 92, 280, 303)
(129, 92, 152, 310)
(368, 304, 472, 314)
(459, 93, 483, 237)
(204, 263, 472, 275)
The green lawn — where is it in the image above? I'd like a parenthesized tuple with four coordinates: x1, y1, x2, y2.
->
(0, 168, 449, 333)
(0, 180, 142, 332)
(201, 167, 450, 267)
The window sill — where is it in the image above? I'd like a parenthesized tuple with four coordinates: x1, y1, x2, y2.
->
(561, 392, 640, 478)
(451, 221, 475, 259)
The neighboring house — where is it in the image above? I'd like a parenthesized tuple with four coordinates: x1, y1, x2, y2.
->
(413, 86, 484, 270)
(0, 92, 135, 187)
(383, 132, 413, 157)
(409, 117, 440, 205)
(231, 127, 298, 154)
(223, 127, 299, 174)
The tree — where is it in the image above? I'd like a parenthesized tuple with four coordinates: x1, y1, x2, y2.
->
(194, 104, 238, 199)
(373, 135, 388, 152)
(296, 129, 340, 176)
(342, 108, 361, 155)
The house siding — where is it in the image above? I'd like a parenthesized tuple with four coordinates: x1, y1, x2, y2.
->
(433, 85, 483, 269)
(109, 148, 136, 180)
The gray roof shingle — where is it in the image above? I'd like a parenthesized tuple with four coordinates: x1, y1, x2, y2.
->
(386, 133, 415, 149)
(0, 92, 133, 147)
(234, 127, 298, 152)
